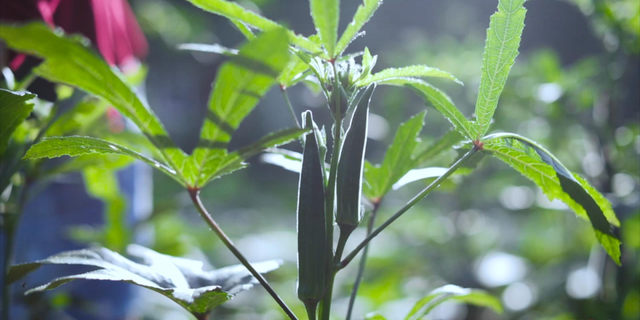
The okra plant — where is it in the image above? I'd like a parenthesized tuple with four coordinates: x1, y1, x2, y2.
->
(0, 0, 622, 319)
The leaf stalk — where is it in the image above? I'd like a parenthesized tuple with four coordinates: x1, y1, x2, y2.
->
(187, 188, 298, 320)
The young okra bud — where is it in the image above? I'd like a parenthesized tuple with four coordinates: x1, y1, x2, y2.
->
(336, 84, 376, 231)
(329, 82, 350, 118)
(297, 111, 327, 317)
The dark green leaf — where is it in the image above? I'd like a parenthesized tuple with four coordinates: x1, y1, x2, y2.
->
(474, 0, 527, 138)
(404, 284, 502, 320)
(483, 133, 621, 264)
(8, 246, 280, 316)
(0, 89, 35, 155)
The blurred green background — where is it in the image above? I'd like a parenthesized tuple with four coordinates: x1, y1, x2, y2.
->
(7, 0, 640, 319)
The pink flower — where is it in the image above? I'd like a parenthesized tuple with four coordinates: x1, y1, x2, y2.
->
(1, 0, 148, 70)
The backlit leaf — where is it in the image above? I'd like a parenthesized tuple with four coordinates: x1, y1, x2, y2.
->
(184, 0, 321, 53)
(335, 0, 383, 55)
(483, 133, 621, 264)
(310, 0, 339, 57)
(356, 65, 462, 87)
(474, 0, 527, 138)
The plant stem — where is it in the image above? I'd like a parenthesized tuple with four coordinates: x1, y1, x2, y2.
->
(319, 61, 343, 320)
(345, 200, 381, 320)
(339, 147, 480, 269)
(281, 88, 301, 128)
(187, 188, 298, 320)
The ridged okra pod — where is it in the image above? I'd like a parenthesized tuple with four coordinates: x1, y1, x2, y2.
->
(336, 85, 376, 231)
(297, 111, 327, 319)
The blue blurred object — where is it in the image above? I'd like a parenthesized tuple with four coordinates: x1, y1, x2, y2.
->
(1, 162, 152, 320)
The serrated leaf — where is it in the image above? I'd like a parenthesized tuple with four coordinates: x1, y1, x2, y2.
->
(0, 89, 35, 155)
(483, 133, 621, 264)
(335, 0, 383, 55)
(279, 54, 310, 89)
(0, 22, 189, 184)
(24, 136, 178, 180)
(184, 0, 321, 53)
(405, 284, 502, 320)
(8, 246, 280, 316)
(364, 112, 426, 199)
(359, 47, 377, 81)
(474, 0, 527, 138)
(310, 0, 339, 57)
(188, 28, 290, 186)
(378, 78, 476, 140)
(356, 65, 462, 87)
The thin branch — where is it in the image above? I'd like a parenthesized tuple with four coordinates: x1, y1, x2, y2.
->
(339, 147, 480, 269)
(345, 200, 381, 320)
(281, 87, 301, 128)
(187, 188, 298, 320)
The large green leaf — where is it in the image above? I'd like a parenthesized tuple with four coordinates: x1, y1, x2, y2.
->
(404, 285, 502, 320)
(355, 65, 462, 87)
(23, 136, 178, 180)
(0, 22, 190, 182)
(483, 133, 621, 264)
(188, 28, 291, 186)
(0, 89, 35, 155)
(474, 0, 527, 138)
(310, 0, 339, 57)
(183, 0, 321, 53)
(7, 246, 280, 317)
(377, 78, 476, 140)
(335, 0, 383, 55)
(364, 112, 426, 199)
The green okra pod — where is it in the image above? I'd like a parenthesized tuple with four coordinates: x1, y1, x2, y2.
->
(297, 111, 327, 318)
(336, 84, 376, 230)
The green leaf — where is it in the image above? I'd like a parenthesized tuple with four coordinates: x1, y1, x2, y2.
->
(404, 285, 502, 320)
(310, 0, 339, 57)
(279, 54, 310, 89)
(378, 78, 475, 140)
(335, 0, 383, 55)
(474, 0, 527, 138)
(24, 136, 178, 180)
(0, 22, 189, 183)
(336, 85, 375, 228)
(412, 130, 464, 165)
(297, 112, 327, 310)
(184, 0, 321, 53)
(355, 65, 462, 87)
(188, 28, 291, 187)
(483, 133, 621, 264)
(359, 47, 377, 81)
(365, 312, 388, 320)
(364, 111, 426, 199)
(8, 246, 281, 316)
(0, 89, 35, 155)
